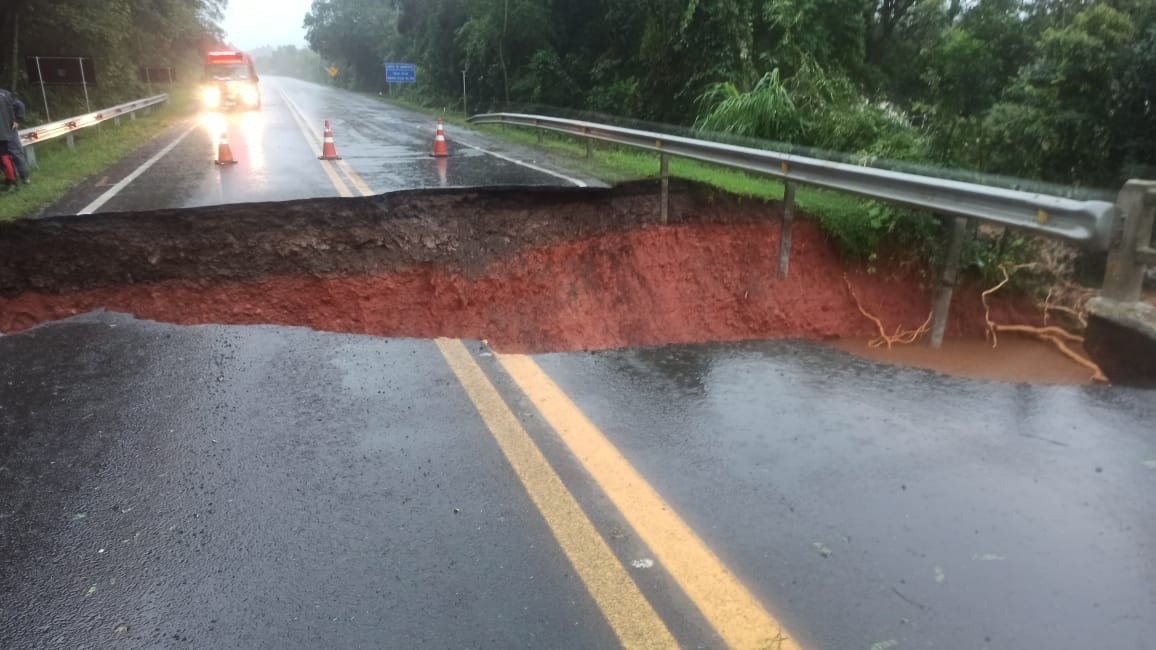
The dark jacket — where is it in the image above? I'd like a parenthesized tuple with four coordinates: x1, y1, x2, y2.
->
(0, 89, 26, 141)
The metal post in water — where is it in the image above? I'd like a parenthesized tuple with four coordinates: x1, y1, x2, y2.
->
(1102, 180, 1156, 302)
(34, 57, 51, 121)
(660, 153, 670, 225)
(929, 216, 969, 348)
(778, 182, 797, 278)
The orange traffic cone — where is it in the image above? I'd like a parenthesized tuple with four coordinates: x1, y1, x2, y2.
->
(319, 120, 341, 160)
(215, 132, 237, 165)
(432, 118, 449, 157)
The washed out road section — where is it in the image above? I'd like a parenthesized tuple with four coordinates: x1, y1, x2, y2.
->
(0, 182, 1038, 353)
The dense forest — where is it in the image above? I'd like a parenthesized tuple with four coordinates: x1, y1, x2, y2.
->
(0, 0, 225, 117)
(304, 0, 1156, 190)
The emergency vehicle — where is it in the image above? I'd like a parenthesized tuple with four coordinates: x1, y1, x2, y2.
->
(202, 50, 261, 111)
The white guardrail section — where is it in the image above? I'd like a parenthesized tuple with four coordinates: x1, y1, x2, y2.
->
(469, 112, 1118, 251)
(17, 93, 169, 165)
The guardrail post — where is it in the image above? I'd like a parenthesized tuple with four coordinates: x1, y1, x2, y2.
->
(1102, 180, 1156, 301)
(130, 111, 136, 121)
(929, 216, 969, 348)
(66, 134, 76, 152)
(659, 153, 670, 225)
(584, 129, 593, 159)
(24, 145, 37, 169)
(778, 182, 797, 279)
(114, 116, 121, 127)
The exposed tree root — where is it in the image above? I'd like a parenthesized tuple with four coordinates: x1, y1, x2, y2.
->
(843, 274, 932, 349)
(994, 324, 1083, 343)
(982, 264, 1107, 382)
(1043, 286, 1090, 329)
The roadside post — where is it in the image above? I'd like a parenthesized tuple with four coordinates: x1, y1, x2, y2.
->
(659, 148, 669, 224)
(33, 56, 51, 121)
(461, 68, 468, 116)
(929, 216, 969, 348)
(778, 182, 796, 279)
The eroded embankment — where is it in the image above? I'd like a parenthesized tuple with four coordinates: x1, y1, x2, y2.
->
(0, 181, 1031, 353)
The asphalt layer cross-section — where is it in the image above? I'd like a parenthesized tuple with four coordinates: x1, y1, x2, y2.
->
(4, 77, 1156, 649)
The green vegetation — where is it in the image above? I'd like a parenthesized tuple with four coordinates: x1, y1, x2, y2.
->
(399, 101, 944, 265)
(304, 0, 1156, 192)
(0, 2, 220, 220)
(311, 0, 1148, 289)
(1, 1, 223, 121)
(0, 86, 198, 222)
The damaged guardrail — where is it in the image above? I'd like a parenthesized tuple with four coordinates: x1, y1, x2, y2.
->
(469, 112, 1151, 349)
(17, 93, 169, 167)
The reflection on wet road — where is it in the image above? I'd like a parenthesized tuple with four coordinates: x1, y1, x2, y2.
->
(5, 77, 1155, 649)
(4, 316, 1152, 648)
(526, 342, 1156, 649)
(81, 76, 587, 213)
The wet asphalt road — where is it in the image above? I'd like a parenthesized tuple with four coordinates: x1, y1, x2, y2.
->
(54, 76, 593, 215)
(4, 78, 1156, 649)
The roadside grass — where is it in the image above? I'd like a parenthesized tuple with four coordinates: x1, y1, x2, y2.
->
(376, 94, 883, 259)
(379, 93, 1040, 283)
(0, 85, 199, 222)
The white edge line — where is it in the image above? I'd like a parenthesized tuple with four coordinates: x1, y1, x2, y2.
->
(456, 139, 588, 188)
(77, 124, 198, 215)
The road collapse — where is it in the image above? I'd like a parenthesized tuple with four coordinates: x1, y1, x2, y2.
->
(0, 180, 1028, 353)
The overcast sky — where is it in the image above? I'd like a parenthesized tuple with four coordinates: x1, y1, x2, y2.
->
(221, 0, 314, 50)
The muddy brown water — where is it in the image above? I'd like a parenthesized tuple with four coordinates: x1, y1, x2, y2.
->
(831, 336, 1098, 385)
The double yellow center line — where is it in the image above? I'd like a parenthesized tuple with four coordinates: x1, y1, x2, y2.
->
(278, 86, 373, 197)
(284, 82, 801, 648)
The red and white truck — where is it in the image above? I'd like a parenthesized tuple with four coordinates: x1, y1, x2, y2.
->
(202, 50, 261, 111)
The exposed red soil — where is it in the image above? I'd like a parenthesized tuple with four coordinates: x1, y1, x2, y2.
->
(0, 220, 1036, 354)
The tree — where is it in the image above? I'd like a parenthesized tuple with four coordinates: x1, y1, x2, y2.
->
(979, 5, 1146, 185)
(1, 0, 224, 117)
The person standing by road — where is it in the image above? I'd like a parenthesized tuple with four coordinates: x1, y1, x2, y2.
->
(0, 87, 30, 187)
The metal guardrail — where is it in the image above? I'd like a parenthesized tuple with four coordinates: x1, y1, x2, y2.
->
(470, 112, 1116, 250)
(470, 111, 1152, 347)
(17, 93, 168, 166)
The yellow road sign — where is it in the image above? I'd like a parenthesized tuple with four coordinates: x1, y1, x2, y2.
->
(326, 66, 338, 77)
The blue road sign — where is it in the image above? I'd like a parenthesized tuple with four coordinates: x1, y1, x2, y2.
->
(385, 63, 416, 84)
